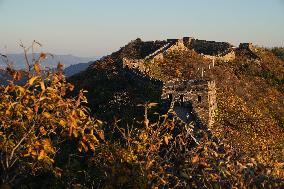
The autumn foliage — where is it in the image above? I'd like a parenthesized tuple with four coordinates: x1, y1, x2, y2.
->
(0, 45, 283, 188)
(0, 52, 103, 186)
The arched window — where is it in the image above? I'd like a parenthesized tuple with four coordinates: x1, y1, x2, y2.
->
(180, 95, 184, 103)
(168, 94, 173, 101)
(198, 95, 202, 103)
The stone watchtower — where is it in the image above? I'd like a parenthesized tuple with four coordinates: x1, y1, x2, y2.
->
(161, 79, 217, 127)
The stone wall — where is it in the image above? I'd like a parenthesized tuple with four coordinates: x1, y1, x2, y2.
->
(161, 79, 217, 127)
(203, 49, 236, 62)
(208, 81, 217, 127)
(122, 39, 189, 74)
(122, 66, 163, 89)
(185, 38, 233, 56)
(122, 58, 148, 73)
(123, 37, 261, 68)
(238, 43, 261, 61)
(239, 43, 254, 51)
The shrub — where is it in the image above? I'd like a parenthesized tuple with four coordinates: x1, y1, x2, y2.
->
(271, 47, 284, 61)
(0, 50, 103, 186)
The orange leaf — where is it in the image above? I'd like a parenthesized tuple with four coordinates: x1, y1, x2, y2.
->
(60, 87, 66, 96)
(98, 131, 105, 141)
(164, 136, 169, 145)
(89, 143, 95, 150)
(34, 62, 41, 73)
(148, 102, 158, 108)
(38, 150, 46, 160)
(192, 155, 199, 163)
(40, 81, 45, 91)
(40, 126, 47, 135)
(57, 63, 64, 71)
(40, 53, 47, 60)
(42, 112, 51, 119)
(28, 76, 38, 85)
(80, 141, 88, 152)
(59, 120, 66, 126)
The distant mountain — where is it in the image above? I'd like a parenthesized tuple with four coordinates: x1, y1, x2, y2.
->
(0, 69, 10, 85)
(0, 69, 27, 86)
(0, 53, 95, 70)
(64, 61, 94, 77)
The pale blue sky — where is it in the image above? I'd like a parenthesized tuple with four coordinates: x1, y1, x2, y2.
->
(0, 0, 283, 57)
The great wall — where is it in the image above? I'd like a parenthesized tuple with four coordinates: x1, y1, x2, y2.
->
(122, 37, 260, 73)
(121, 37, 260, 137)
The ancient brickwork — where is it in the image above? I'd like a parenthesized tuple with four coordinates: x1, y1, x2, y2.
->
(161, 79, 217, 127)
(184, 38, 233, 56)
(121, 37, 261, 127)
(203, 50, 236, 62)
(122, 39, 189, 74)
(121, 37, 222, 127)
(122, 37, 263, 70)
(239, 43, 254, 50)
(122, 58, 148, 73)
(238, 43, 261, 61)
(208, 81, 217, 127)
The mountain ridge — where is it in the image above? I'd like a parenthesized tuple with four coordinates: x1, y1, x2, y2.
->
(0, 53, 96, 70)
(69, 37, 284, 166)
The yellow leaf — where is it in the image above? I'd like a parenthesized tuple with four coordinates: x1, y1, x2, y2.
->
(28, 76, 38, 85)
(40, 81, 45, 91)
(43, 112, 51, 119)
(23, 153, 30, 157)
(34, 62, 41, 73)
(27, 108, 33, 120)
(14, 71, 22, 80)
(53, 167, 63, 178)
(5, 109, 11, 115)
(17, 86, 25, 93)
(59, 120, 66, 126)
(80, 141, 88, 152)
(164, 136, 169, 145)
(40, 126, 47, 135)
(57, 63, 64, 70)
(73, 130, 78, 138)
(60, 87, 66, 96)
(96, 120, 103, 125)
(148, 102, 158, 108)
(38, 150, 46, 160)
(79, 110, 85, 117)
(98, 131, 105, 141)
(69, 84, 74, 91)
(192, 155, 199, 163)
(89, 143, 95, 150)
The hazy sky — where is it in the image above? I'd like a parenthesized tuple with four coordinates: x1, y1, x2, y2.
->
(0, 0, 283, 57)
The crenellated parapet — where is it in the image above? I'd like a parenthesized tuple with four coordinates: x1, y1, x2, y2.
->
(120, 37, 260, 127)
(161, 79, 217, 127)
(238, 43, 261, 61)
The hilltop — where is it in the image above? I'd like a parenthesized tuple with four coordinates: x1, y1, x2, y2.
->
(70, 37, 284, 167)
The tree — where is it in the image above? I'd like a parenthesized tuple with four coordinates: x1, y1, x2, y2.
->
(0, 47, 103, 186)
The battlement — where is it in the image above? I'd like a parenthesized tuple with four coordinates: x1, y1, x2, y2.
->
(239, 43, 254, 50)
(185, 37, 234, 56)
(161, 79, 217, 127)
(162, 37, 236, 62)
(124, 37, 262, 65)
(238, 43, 261, 61)
(120, 37, 259, 127)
